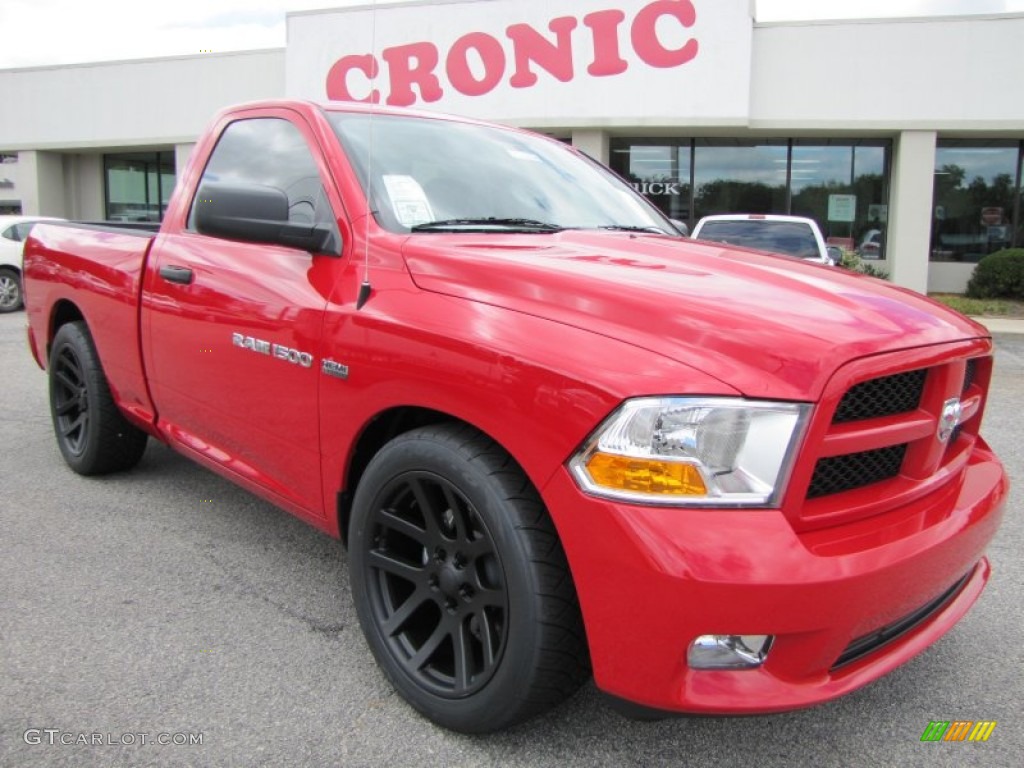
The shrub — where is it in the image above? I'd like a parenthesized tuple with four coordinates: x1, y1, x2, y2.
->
(966, 249, 1024, 299)
(856, 261, 890, 280)
(838, 250, 889, 280)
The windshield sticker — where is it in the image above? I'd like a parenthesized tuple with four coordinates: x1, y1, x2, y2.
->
(382, 174, 434, 227)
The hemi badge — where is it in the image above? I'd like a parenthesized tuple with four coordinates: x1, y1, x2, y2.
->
(322, 359, 350, 380)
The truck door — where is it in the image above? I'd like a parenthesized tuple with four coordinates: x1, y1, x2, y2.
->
(141, 113, 344, 521)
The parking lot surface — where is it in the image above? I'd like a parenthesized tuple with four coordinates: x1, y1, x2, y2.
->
(1, 311, 1021, 768)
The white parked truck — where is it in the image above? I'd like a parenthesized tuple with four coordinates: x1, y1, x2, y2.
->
(691, 214, 838, 266)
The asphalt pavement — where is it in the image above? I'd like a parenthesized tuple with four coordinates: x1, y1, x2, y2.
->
(1, 311, 1021, 768)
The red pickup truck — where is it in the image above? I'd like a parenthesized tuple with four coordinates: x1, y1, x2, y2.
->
(24, 100, 1008, 733)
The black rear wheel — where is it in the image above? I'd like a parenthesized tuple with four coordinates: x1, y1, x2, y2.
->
(48, 322, 148, 475)
(349, 424, 589, 733)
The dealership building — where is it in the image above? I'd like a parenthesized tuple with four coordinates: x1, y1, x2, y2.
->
(1, 0, 1022, 294)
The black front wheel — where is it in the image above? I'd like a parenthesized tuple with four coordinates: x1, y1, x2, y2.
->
(48, 321, 148, 475)
(348, 424, 589, 733)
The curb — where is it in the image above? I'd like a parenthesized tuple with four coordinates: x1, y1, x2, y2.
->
(969, 317, 1024, 336)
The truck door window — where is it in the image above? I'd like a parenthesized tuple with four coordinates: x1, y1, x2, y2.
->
(188, 117, 340, 252)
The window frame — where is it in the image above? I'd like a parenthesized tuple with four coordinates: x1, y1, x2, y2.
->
(185, 115, 342, 254)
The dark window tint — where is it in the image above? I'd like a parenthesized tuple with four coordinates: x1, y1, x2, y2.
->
(189, 118, 339, 250)
(695, 220, 820, 259)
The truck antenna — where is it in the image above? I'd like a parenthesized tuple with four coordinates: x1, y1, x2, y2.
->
(357, 0, 378, 311)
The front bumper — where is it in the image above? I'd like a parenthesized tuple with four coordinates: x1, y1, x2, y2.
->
(542, 439, 1007, 714)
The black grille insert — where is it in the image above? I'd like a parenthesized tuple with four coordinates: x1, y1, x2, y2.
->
(963, 358, 978, 394)
(833, 369, 926, 424)
(807, 444, 907, 499)
(831, 571, 972, 670)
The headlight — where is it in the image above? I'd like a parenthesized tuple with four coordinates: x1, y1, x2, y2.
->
(569, 397, 810, 507)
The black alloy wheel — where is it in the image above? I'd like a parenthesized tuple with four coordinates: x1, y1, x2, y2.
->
(48, 322, 148, 475)
(364, 471, 509, 698)
(51, 338, 91, 457)
(349, 424, 589, 733)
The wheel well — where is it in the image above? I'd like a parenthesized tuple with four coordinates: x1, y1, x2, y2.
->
(49, 301, 85, 354)
(337, 407, 459, 546)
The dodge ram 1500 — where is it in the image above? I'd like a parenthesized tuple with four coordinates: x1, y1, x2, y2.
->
(24, 100, 1008, 733)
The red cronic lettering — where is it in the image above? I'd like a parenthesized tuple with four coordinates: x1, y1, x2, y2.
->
(325, 54, 381, 103)
(506, 17, 578, 88)
(323, 1, 703, 106)
(382, 42, 444, 106)
(631, 0, 699, 69)
(583, 10, 628, 77)
(447, 32, 506, 96)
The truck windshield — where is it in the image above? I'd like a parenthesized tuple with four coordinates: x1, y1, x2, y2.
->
(327, 111, 676, 236)
(694, 220, 821, 260)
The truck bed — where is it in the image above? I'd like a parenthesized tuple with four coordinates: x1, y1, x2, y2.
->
(24, 221, 159, 431)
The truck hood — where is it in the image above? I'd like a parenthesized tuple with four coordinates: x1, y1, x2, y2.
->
(401, 231, 988, 401)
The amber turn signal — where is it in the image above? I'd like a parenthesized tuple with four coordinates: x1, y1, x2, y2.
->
(585, 453, 708, 496)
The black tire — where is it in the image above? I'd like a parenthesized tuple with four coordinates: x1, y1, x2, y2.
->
(48, 321, 148, 475)
(0, 267, 22, 313)
(348, 424, 589, 733)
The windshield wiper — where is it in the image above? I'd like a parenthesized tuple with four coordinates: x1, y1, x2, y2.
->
(410, 218, 563, 233)
(594, 225, 671, 235)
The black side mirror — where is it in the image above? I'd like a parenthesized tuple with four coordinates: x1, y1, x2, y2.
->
(194, 182, 339, 255)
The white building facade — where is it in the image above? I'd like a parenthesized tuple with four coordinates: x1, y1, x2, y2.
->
(1, 0, 1022, 293)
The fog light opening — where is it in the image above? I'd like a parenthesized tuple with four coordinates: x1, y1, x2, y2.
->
(688, 634, 774, 670)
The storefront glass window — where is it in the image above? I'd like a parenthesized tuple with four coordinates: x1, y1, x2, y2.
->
(692, 139, 788, 220)
(791, 141, 889, 258)
(609, 140, 691, 223)
(104, 151, 175, 222)
(1017, 147, 1024, 248)
(0, 154, 18, 214)
(610, 138, 891, 251)
(931, 141, 1020, 262)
